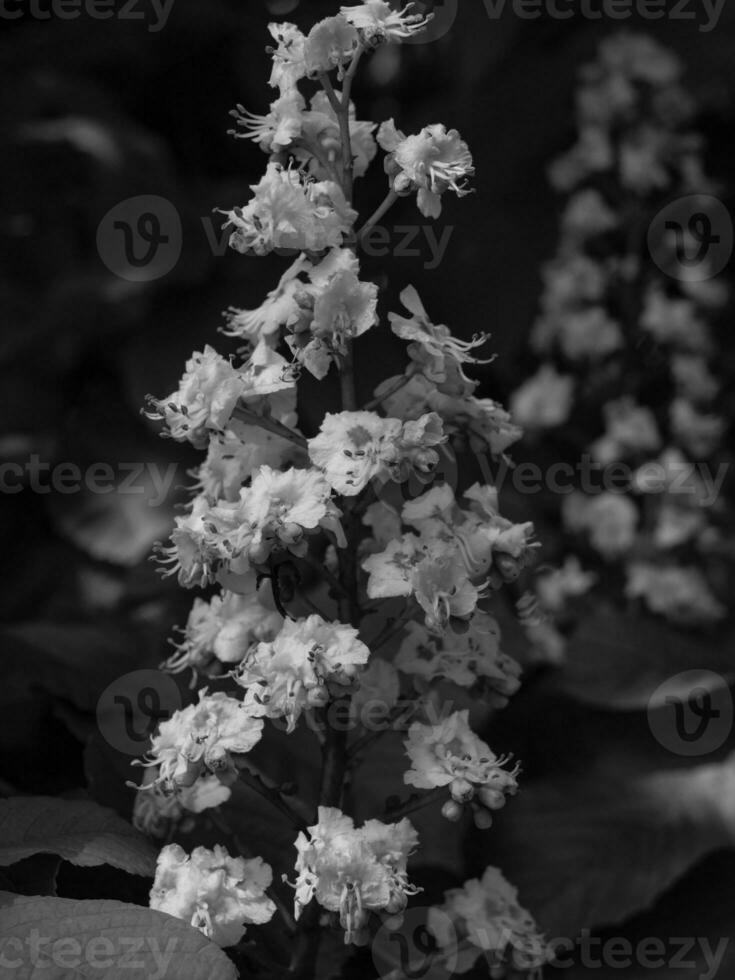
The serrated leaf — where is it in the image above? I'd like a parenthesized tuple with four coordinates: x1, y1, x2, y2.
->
(0, 893, 237, 980)
(482, 754, 735, 939)
(554, 611, 735, 709)
(0, 797, 157, 877)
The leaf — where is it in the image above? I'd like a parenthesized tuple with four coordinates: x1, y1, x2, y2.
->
(553, 610, 735, 709)
(0, 893, 237, 980)
(479, 753, 735, 939)
(0, 797, 157, 877)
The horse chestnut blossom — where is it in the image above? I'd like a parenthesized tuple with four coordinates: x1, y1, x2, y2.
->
(428, 867, 552, 977)
(510, 33, 731, 647)
(340, 1, 434, 43)
(404, 711, 520, 827)
(308, 409, 445, 495)
(160, 466, 344, 590)
(221, 162, 356, 256)
(145, 346, 263, 449)
(136, 690, 264, 799)
(291, 807, 420, 944)
(150, 844, 276, 948)
(389, 285, 493, 387)
(139, 7, 552, 971)
(396, 616, 522, 706)
(234, 615, 370, 732)
(163, 585, 284, 679)
(193, 420, 302, 502)
(377, 120, 474, 218)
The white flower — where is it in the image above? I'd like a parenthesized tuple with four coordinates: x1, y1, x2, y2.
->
(292, 807, 419, 944)
(670, 398, 725, 459)
(247, 465, 345, 559)
(287, 266, 378, 379)
(428, 866, 552, 976)
(510, 365, 574, 431)
(134, 768, 230, 836)
(561, 189, 618, 239)
(589, 396, 661, 464)
(267, 22, 308, 92)
(145, 346, 255, 448)
(557, 307, 623, 361)
(641, 285, 711, 353)
(377, 120, 474, 218)
(222, 162, 356, 256)
(299, 90, 377, 180)
(562, 491, 638, 560)
(138, 690, 264, 796)
(194, 420, 301, 502)
(304, 15, 360, 77)
(671, 355, 719, 403)
(548, 126, 613, 191)
(222, 255, 307, 346)
(404, 710, 519, 818)
(535, 556, 597, 614)
(308, 410, 445, 496)
(396, 616, 522, 705)
(594, 32, 682, 86)
(150, 844, 275, 948)
(340, 1, 433, 43)
(389, 285, 492, 388)
(626, 563, 725, 626)
(228, 90, 305, 151)
(164, 585, 284, 678)
(362, 500, 403, 550)
(235, 615, 369, 732)
(157, 494, 255, 591)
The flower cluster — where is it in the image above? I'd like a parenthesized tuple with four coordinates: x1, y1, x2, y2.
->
(159, 466, 344, 591)
(404, 710, 520, 828)
(150, 844, 275, 948)
(292, 807, 420, 944)
(234, 614, 370, 732)
(135, 690, 264, 804)
(137, 7, 545, 971)
(428, 866, 552, 977)
(396, 615, 522, 707)
(221, 162, 357, 256)
(511, 33, 731, 638)
(363, 484, 538, 631)
(163, 584, 284, 680)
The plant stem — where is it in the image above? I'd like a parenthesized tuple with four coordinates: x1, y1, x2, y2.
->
(238, 764, 309, 830)
(356, 189, 399, 246)
(383, 787, 448, 822)
(362, 372, 412, 411)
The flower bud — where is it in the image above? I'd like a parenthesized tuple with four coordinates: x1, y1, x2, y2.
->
(441, 799, 464, 822)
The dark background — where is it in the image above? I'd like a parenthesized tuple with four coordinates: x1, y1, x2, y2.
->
(2, 2, 735, 976)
